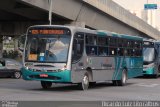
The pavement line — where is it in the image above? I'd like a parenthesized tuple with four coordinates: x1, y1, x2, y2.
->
(134, 83, 159, 87)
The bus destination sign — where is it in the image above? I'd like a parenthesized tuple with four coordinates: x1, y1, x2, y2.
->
(30, 29, 65, 35)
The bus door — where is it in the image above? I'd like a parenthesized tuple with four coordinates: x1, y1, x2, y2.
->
(71, 33, 84, 82)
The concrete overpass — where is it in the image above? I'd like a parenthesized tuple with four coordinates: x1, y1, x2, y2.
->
(0, 0, 160, 58)
(0, 0, 160, 38)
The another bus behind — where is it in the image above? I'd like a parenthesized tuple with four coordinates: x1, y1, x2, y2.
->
(143, 39, 160, 77)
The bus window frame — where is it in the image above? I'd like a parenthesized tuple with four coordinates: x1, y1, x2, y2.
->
(72, 32, 85, 63)
(97, 36, 108, 56)
(85, 33, 98, 56)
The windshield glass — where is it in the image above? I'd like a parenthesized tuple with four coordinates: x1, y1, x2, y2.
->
(25, 34, 71, 63)
(143, 48, 155, 62)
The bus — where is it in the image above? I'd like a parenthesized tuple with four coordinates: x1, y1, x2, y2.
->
(22, 25, 143, 90)
(143, 39, 160, 77)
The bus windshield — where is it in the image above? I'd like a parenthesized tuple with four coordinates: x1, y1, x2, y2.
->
(25, 34, 71, 63)
(143, 48, 155, 63)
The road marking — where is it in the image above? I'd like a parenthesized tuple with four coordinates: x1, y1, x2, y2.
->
(135, 83, 159, 87)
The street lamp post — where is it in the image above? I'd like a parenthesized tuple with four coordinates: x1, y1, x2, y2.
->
(48, 0, 53, 25)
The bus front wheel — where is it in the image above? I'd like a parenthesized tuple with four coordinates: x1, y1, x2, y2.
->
(41, 81, 52, 89)
(78, 73, 89, 90)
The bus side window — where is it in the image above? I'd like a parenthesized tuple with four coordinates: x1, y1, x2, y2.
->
(72, 33, 84, 62)
(158, 46, 160, 57)
(98, 36, 108, 56)
(109, 47, 117, 56)
(98, 47, 108, 56)
(85, 34, 98, 56)
(109, 37, 117, 47)
(118, 48, 124, 56)
(86, 46, 97, 56)
(86, 34, 97, 45)
(135, 49, 142, 57)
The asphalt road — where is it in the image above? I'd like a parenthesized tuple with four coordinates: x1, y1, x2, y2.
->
(0, 77, 160, 101)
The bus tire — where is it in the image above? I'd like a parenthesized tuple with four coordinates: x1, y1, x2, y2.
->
(153, 73, 159, 78)
(41, 81, 52, 89)
(78, 72, 89, 90)
(117, 69, 127, 86)
(112, 80, 118, 86)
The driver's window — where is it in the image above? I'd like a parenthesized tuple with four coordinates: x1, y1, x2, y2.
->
(30, 38, 38, 54)
(72, 33, 84, 62)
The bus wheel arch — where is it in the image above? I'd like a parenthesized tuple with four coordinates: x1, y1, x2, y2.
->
(78, 71, 89, 90)
(78, 67, 93, 90)
(86, 67, 93, 82)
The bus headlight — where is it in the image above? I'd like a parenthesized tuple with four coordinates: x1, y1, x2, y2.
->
(56, 65, 67, 71)
(61, 65, 67, 71)
(25, 66, 29, 70)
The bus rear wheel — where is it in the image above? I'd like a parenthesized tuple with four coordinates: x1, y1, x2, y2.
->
(41, 81, 52, 89)
(113, 69, 127, 86)
(78, 73, 89, 90)
(118, 69, 127, 86)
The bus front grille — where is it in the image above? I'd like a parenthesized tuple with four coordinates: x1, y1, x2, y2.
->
(32, 69, 57, 72)
(143, 71, 146, 73)
(29, 75, 61, 80)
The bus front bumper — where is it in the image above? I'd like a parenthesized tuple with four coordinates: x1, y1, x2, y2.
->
(143, 67, 155, 75)
(21, 68, 71, 83)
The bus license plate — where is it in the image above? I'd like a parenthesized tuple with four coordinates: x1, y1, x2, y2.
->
(40, 74, 48, 78)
